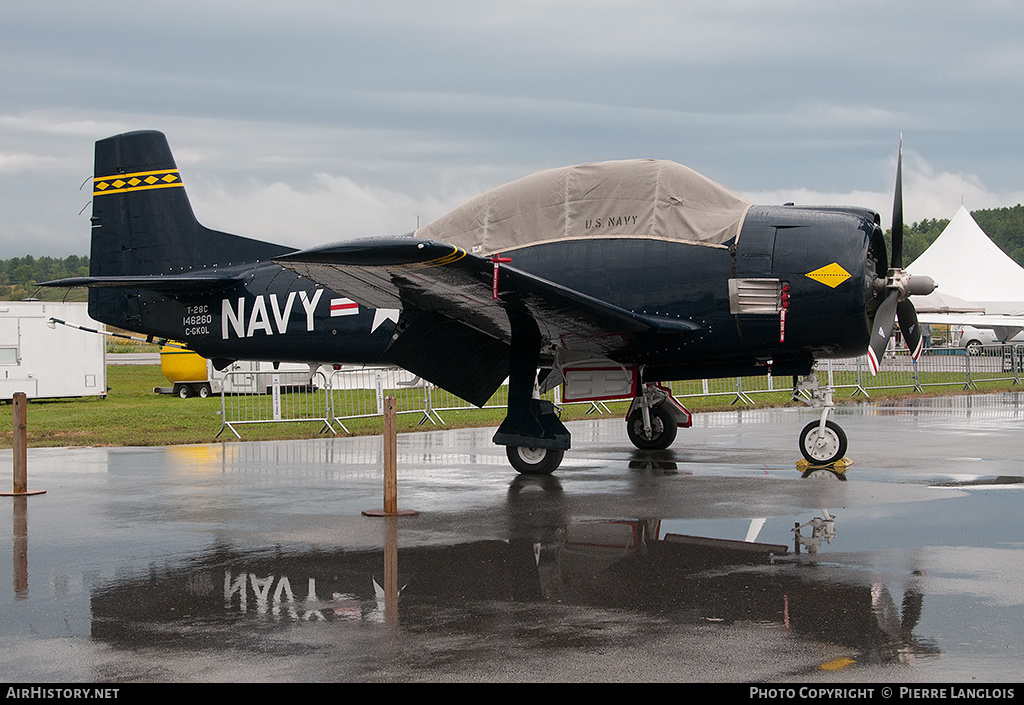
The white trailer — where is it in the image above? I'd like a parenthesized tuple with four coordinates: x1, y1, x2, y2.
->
(0, 301, 107, 401)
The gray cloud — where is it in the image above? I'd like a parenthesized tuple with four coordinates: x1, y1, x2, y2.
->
(2, 1, 1023, 256)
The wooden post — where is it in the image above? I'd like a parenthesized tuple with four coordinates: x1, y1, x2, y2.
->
(13, 497, 28, 598)
(362, 395, 417, 517)
(384, 516, 399, 626)
(13, 392, 27, 494)
(383, 396, 398, 514)
(3, 392, 44, 497)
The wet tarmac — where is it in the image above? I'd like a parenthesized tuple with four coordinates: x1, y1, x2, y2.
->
(2, 393, 1024, 683)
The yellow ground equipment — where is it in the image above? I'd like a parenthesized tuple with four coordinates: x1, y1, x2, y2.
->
(159, 344, 212, 398)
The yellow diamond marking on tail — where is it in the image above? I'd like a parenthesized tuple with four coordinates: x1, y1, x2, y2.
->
(805, 262, 851, 288)
(92, 169, 183, 196)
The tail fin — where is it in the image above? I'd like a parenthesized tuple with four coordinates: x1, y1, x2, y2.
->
(84, 130, 294, 328)
(90, 130, 292, 276)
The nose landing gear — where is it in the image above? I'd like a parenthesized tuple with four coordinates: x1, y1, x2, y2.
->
(793, 373, 849, 473)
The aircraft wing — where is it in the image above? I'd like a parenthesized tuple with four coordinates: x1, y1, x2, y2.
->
(276, 237, 700, 403)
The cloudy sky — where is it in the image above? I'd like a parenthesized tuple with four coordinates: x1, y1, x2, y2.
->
(3, 1, 1024, 258)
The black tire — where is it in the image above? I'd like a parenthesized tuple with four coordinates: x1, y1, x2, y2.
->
(506, 446, 564, 475)
(626, 404, 678, 450)
(799, 420, 848, 465)
(965, 340, 982, 355)
(197, 384, 212, 398)
(175, 384, 193, 399)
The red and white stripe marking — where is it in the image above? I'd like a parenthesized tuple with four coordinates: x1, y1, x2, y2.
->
(330, 298, 359, 317)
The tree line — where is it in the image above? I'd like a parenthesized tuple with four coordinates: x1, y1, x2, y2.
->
(0, 255, 89, 301)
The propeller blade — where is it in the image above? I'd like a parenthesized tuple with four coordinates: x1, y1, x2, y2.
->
(868, 290, 899, 375)
(891, 138, 904, 269)
(897, 298, 924, 361)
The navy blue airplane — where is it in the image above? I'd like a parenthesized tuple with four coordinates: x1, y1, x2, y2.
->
(43, 131, 934, 474)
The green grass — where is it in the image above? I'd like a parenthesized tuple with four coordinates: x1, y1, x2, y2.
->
(0, 364, 1019, 449)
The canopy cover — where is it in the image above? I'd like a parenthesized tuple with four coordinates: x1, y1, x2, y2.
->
(415, 158, 752, 256)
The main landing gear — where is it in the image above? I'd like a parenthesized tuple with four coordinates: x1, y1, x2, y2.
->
(495, 312, 571, 476)
(502, 383, 694, 474)
(499, 393, 572, 473)
(626, 383, 692, 450)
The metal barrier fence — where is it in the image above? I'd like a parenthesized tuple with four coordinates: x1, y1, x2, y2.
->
(216, 368, 335, 439)
(684, 343, 1023, 403)
(215, 344, 1024, 437)
(325, 366, 440, 431)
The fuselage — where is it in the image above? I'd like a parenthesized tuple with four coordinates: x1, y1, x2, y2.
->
(69, 131, 879, 387)
(118, 204, 876, 385)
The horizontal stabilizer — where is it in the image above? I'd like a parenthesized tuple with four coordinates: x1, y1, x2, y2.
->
(40, 274, 240, 294)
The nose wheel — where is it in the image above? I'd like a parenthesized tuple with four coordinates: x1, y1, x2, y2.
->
(798, 419, 847, 465)
(792, 373, 849, 470)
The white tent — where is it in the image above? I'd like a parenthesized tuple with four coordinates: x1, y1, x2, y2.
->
(907, 205, 1024, 314)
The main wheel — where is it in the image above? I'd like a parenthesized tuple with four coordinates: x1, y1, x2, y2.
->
(197, 384, 212, 398)
(799, 420, 847, 465)
(506, 446, 564, 475)
(626, 404, 678, 450)
(175, 384, 193, 399)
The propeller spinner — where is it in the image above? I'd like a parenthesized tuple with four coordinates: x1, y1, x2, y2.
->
(867, 139, 937, 374)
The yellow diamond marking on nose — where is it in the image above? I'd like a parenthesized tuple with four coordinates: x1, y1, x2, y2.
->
(805, 262, 851, 288)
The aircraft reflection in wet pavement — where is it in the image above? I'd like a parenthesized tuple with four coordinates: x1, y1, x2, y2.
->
(43, 131, 936, 475)
(86, 512, 938, 670)
(792, 509, 837, 554)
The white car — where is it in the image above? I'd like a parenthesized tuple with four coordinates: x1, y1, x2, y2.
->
(953, 325, 1024, 354)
